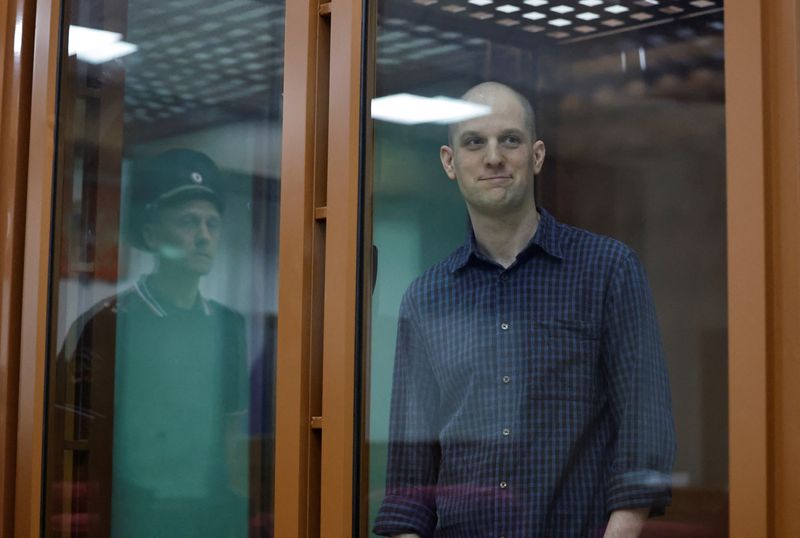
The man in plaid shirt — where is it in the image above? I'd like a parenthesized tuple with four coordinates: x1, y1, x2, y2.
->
(373, 82, 675, 538)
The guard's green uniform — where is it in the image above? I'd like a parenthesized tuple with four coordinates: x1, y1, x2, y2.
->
(54, 275, 249, 538)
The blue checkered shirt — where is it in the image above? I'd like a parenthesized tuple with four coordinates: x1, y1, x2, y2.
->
(373, 208, 675, 538)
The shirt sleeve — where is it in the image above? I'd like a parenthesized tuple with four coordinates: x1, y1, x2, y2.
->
(601, 250, 676, 516)
(373, 289, 440, 538)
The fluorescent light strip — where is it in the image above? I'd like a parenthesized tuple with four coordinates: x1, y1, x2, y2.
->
(68, 25, 138, 64)
(496, 4, 520, 13)
(576, 12, 600, 20)
(549, 18, 571, 26)
(524, 0, 548, 6)
(469, 0, 493, 5)
(551, 5, 574, 13)
(371, 94, 491, 125)
(605, 5, 629, 14)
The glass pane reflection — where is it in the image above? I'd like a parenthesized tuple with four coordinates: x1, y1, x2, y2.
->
(43, 1, 283, 537)
(366, 0, 726, 536)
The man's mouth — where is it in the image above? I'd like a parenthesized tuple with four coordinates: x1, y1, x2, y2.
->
(479, 175, 512, 181)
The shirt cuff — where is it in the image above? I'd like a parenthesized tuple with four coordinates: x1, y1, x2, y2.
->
(373, 495, 437, 537)
(607, 470, 672, 517)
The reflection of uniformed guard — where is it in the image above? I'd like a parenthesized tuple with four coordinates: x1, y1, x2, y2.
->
(49, 149, 249, 538)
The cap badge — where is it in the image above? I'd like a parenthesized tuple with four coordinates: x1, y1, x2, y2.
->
(191, 172, 203, 184)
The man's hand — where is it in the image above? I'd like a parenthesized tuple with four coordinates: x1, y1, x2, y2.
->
(602, 508, 649, 538)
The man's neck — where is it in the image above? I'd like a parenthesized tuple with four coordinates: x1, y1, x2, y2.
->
(147, 267, 201, 310)
(469, 204, 540, 269)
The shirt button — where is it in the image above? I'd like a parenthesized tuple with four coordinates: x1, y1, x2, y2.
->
(502, 375, 511, 384)
(499, 273, 508, 282)
(502, 428, 510, 436)
(500, 322, 509, 330)
(499, 481, 508, 489)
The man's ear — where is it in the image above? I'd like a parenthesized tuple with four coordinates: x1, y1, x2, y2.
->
(440, 145, 457, 180)
(532, 140, 546, 175)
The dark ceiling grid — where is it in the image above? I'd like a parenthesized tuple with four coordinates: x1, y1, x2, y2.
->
(402, 0, 723, 42)
(122, 0, 285, 140)
(374, 0, 722, 95)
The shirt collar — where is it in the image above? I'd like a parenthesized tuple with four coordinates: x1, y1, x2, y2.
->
(134, 275, 212, 317)
(448, 207, 564, 273)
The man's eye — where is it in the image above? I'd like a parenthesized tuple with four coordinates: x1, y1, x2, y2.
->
(464, 138, 483, 147)
(502, 135, 521, 145)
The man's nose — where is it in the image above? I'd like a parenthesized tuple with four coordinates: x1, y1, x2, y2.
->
(196, 221, 213, 243)
(484, 140, 503, 166)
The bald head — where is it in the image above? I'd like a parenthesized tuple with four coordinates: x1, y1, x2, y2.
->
(449, 82, 537, 145)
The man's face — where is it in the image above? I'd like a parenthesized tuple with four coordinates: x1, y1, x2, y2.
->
(440, 90, 545, 218)
(143, 198, 221, 276)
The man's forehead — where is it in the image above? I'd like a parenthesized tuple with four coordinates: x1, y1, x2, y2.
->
(452, 106, 528, 136)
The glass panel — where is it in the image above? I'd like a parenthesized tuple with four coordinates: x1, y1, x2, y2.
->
(43, 1, 284, 536)
(365, 1, 726, 536)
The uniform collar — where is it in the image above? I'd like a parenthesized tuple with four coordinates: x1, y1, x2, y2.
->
(448, 207, 564, 273)
(134, 275, 212, 317)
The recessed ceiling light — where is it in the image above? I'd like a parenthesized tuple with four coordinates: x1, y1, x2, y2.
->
(574, 25, 596, 33)
(524, 0, 548, 6)
(441, 4, 466, 12)
(551, 4, 574, 13)
(522, 24, 545, 32)
(496, 4, 520, 13)
(630, 12, 653, 20)
(469, 0, 493, 6)
(576, 12, 600, 20)
(605, 5, 629, 14)
(549, 18, 571, 26)
(660, 6, 683, 14)
(523, 11, 547, 20)
(602, 18, 624, 26)
(690, 0, 715, 7)
(413, 0, 438, 5)
(635, 0, 658, 5)
(547, 31, 570, 38)
(496, 18, 520, 25)
(470, 11, 494, 19)
(579, 0, 603, 6)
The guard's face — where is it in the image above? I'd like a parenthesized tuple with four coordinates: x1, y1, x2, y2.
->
(144, 198, 221, 276)
(440, 92, 545, 218)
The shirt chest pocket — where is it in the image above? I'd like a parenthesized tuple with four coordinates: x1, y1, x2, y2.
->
(528, 319, 601, 401)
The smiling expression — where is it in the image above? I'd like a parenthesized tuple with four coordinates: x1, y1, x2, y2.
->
(440, 85, 545, 219)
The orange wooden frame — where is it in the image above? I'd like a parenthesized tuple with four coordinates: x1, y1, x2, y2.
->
(2, 0, 798, 537)
(762, 1, 800, 537)
(275, 0, 365, 537)
(0, 0, 35, 535)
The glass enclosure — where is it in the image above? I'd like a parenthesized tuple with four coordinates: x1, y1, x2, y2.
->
(42, 0, 284, 536)
(365, 0, 727, 536)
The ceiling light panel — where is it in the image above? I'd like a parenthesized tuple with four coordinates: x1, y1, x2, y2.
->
(523, 11, 547, 20)
(382, 0, 725, 48)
